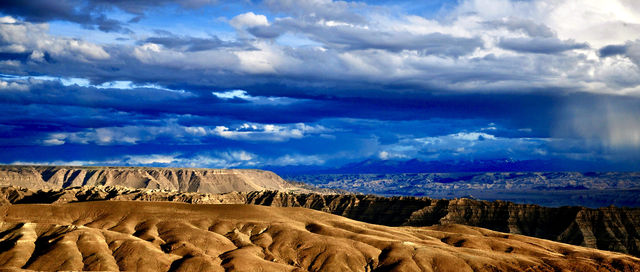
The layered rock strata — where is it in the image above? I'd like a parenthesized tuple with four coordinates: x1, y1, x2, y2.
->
(1, 186, 638, 257)
(0, 165, 301, 193)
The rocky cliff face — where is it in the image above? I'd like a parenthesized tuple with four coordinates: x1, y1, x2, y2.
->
(0, 165, 301, 194)
(1, 186, 638, 257)
(244, 191, 640, 257)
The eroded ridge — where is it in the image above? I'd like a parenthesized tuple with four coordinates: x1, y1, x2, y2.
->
(1, 186, 640, 258)
(0, 201, 638, 271)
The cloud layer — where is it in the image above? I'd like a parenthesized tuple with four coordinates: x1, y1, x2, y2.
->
(0, 0, 640, 170)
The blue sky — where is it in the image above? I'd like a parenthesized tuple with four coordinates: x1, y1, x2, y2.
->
(1, 0, 640, 170)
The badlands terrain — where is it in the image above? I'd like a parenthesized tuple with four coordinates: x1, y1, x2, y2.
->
(2, 200, 640, 271)
(0, 165, 639, 271)
(3, 185, 640, 258)
(285, 172, 640, 207)
(0, 165, 301, 193)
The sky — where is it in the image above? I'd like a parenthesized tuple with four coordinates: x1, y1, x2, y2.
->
(0, 0, 639, 170)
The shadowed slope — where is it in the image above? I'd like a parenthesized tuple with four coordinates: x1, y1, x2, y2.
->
(1, 186, 639, 258)
(0, 201, 638, 271)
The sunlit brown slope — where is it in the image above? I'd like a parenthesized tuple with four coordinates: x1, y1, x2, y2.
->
(0, 201, 638, 271)
(2, 185, 639, 258)
(0, 165, 301, 193)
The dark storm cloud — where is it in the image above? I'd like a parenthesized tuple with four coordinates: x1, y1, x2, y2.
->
(0, 45, 578, 105)
(0, 0, 130, 33)
(0, 18, 237, 84)
(0, 77, 584, 136)
(498, 37, 588, 54)
(1, 74, 639, 167)
(0, 77, 569, 164)
(0, 0, 86, 23)
(0, 16, 587, 101)
(142, 34, 249, 52)
(0, 52, 30, 62)
(247, 25, 284, 39)
(598, 44, 628, 57)
(598, 41, 640, 66)
(0, 105, 152, 132)
(86, 0, 217, 14)
(0, 1, 639, 168)
(0, 0, 216, 33)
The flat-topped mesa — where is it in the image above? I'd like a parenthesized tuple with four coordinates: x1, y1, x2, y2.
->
(0, 165, 302, 194)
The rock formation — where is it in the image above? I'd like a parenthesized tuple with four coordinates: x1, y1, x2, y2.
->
(245, 191, 640, 257)
(0, 165, 302, 194)
(0, 200, 638, 271)
(1, 186, 639, 258)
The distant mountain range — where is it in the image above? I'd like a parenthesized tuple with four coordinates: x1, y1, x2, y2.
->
(266, 158, 621, 175)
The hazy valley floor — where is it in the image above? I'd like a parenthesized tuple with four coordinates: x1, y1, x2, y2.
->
(284, 172, 640, 208)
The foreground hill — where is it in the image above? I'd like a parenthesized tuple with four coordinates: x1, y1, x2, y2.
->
(0, 165, 301, 193)
(2, 186, 639, 258)
(0, 200, 638, 271)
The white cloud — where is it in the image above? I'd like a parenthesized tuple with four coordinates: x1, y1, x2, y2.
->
(3, 1, 634, 96)
(264, 0, 366, 25)
(40, 121, 331, 146)
(8, 149, 331, 168)
(212, 122, 330, 142)
(0, 80, 29, 91)
(0, 17, 109, 61)
(234, 41, 294, 74)
(41, 123, 206, 146)
(212, 89, 252, 99)
(376, 150, 411, 160)
(1, 2, 640, 119)
(268, 154, 325, 166)
(124, 154, 178, 165)
(178, 151, 258, 168)
(448, 0, 640, 49)
(11, 160, 103, 166)
(29, 50, 45, 62)
(132, 41, 238, 69)
(0, 16, 17, 24)
(378, 131, 547, 161)
(450, 132, 496, 141)
(212, 89, 302, 105)
(10, 151, 256, 168)
(42, 138, 65, 146)
(378, 150, 389, 160)
(230, 12, 269, 29)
